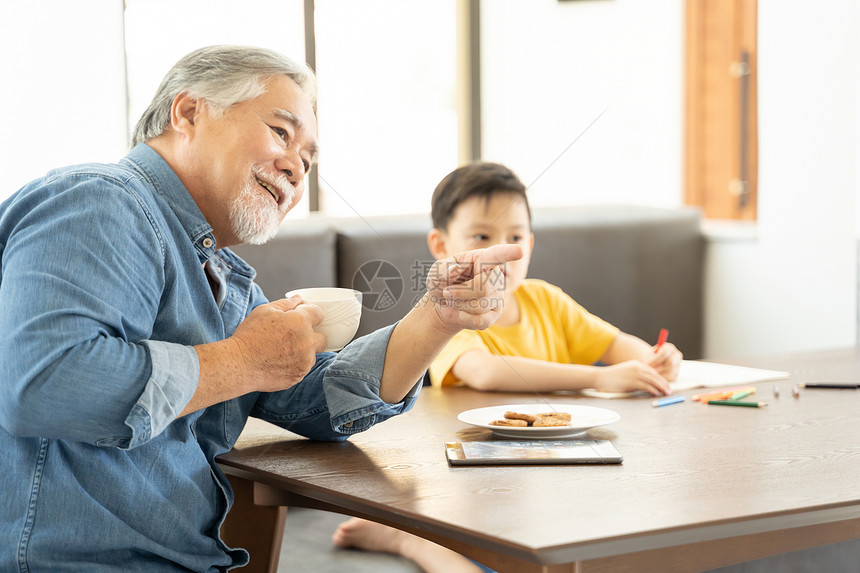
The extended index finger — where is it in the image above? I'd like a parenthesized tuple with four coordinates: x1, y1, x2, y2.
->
(452, 243, 524, 268)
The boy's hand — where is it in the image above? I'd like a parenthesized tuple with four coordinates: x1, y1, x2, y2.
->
(649, 342, 682, 382)
(423, 243, 523, 332)
(594, 360, 672, 396)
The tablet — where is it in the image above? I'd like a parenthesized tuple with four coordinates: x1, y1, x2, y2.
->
(445, 439, 623, 466)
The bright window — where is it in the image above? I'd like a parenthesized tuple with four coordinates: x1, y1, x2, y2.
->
(124, 0, 457, 220)
(313, 1, 458, 217)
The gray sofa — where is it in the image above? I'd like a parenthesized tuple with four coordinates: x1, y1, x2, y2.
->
(231, 204, 705, 360)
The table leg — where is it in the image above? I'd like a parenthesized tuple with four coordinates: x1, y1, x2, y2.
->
(221, 473, 287, 573)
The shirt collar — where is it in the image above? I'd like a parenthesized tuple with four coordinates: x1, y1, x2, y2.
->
(122, 143, 217, 262)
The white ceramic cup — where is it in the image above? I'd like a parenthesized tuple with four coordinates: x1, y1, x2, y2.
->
(284, 287, 363, 352)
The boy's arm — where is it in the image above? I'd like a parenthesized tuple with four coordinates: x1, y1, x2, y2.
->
(600, 332, 683, 382)
(450, 348, 672, 396)
(599, 332, 654, 363)
(450, 330, 678, 396)
(451, 350, 600, 392)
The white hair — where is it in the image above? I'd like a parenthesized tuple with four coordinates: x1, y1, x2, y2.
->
(131, 45, 316, 147)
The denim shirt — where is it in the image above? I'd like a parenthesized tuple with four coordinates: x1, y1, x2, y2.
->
(0, 144, 422, 572)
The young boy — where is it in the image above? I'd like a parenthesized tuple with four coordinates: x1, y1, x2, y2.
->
(332, 162, 683, 572)
(426, 161, 682, 394)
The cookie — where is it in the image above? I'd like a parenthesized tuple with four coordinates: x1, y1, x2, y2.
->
(536, 411, 572, 422)
(489, 418, 529, 427)
(504, 411, 538, 424)
(533, 417, 571, 427)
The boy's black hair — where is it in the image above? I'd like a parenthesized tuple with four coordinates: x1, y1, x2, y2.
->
(430, 162, 531, 231)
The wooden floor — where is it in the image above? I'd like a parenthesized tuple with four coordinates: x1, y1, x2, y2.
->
(277, 508, 860, 573)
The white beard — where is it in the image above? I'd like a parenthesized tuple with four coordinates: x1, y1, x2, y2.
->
(229, 170, 294, 245)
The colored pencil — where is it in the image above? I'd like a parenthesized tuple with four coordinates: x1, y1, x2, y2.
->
(707, 400, 767, 408)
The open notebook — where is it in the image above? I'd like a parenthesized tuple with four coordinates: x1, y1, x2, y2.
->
(581, 359, 790, 399)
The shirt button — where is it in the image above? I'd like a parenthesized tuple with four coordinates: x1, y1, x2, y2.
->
(202, 238, 213, 248)
(343, 421, 354, 428)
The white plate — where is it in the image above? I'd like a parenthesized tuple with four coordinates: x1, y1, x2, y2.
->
(457, 403, 621, 439)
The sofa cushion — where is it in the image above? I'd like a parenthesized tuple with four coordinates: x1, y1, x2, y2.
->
(530, 206, 704, 359)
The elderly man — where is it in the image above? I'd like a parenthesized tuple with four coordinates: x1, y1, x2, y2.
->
(0, 45, 521, 571)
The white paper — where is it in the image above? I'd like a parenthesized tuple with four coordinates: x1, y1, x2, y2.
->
(581, 360, 790, 399)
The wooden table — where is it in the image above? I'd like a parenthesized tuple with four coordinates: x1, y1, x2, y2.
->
(217, 348, 860, 572)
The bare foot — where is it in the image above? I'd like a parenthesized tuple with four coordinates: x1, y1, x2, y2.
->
(332, 518, 486, 573)
(332, 517, 408, 555)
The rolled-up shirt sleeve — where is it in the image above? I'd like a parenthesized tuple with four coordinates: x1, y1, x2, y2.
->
(114, 340, 199, 449)
(251, 324, 423, 441)
(324, 324, 422, 434)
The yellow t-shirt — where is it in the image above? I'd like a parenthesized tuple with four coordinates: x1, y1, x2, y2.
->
(429, 279, 620, 388)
